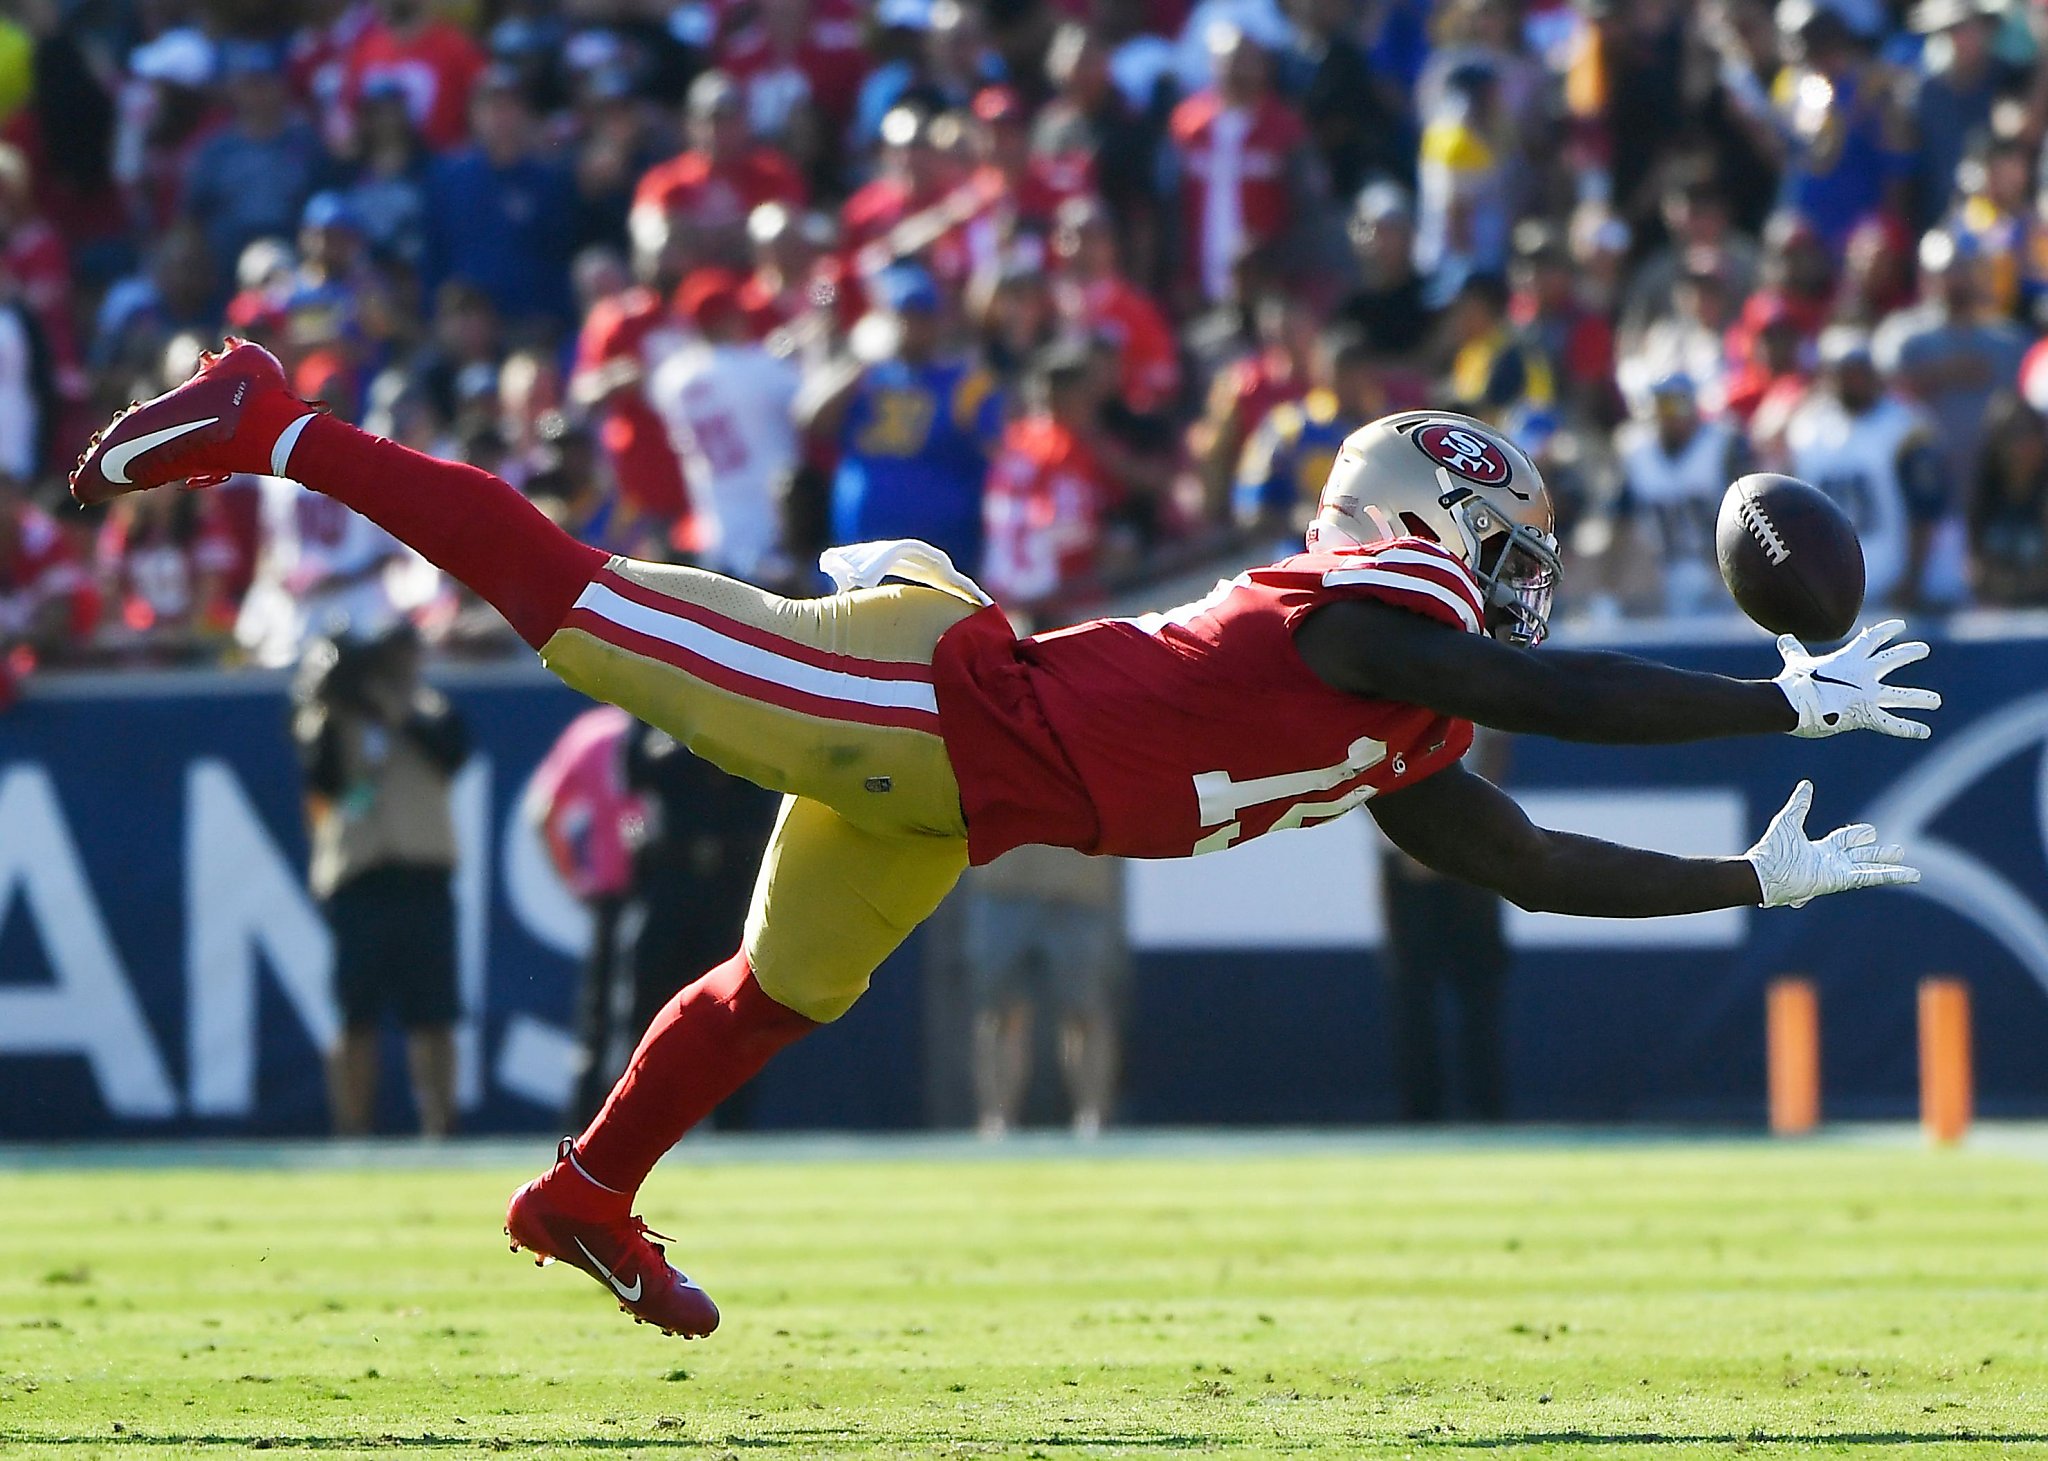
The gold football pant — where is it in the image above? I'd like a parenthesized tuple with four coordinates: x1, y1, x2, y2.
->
(539, 558, 978, 1022)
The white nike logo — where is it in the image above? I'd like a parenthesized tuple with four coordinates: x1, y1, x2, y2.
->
(101, 417, 220, 484)
(573, 1236, 643, 1302)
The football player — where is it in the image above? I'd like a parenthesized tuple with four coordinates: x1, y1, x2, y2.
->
(73, 342, 1938, 1339)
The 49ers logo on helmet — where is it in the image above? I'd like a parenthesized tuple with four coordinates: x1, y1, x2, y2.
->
(1414, 421, 1513, 488)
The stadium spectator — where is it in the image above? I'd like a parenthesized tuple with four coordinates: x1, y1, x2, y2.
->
(1785, 326, 1947, 609)
(1170, 25, 1311, 310)
(981, 342, 1124, 616)
(1617, 248, 1737, 417)
(1904, 0, 2015, 232)
(620, 721, 780, 1130)
(1614, 374, 1750, 617)
(1442, 271, 1554, 428)
(1233, 326, 1392, 543)
(0, 143, 82, 455)
(1379, 729, 1512, 1124)
(0, 473, 94, 677)
(646, 267, 802, 579)
(1033, 23, 1163, 273)
(1968, 393, 2048, 606)
(803, 264, 1004, 571)
(1283, 0, 1409, 203)
(343, 0, 489, 153)
(1050, 197, 1179, 417)
(1333, 181, 1431, 363)
(182, 40, 324, 296)
(722, 0, 868, 164)
(1509, 221, 1615, 425)
(1771, 2, 1908, 251)
(1835, 215, 1917, 329)
(423, 65, 578, 327)
(235, 462, 421, 669)
(0, 287, 39, 481)
(1618, 171, 1761, 347)
(530, 705, 647, 1125)
(1875, 229, 2029, 506)
(632, 71, 808, 273)
(570, 247, 693, 546)
(328, 75, 434, 272)
(94, 486, 240, 661)
(1413, 58, 1511, 302)
(293, 622, 470, 1138)
(91, 223, 217, 384)
(964, 844, 1125, 1139)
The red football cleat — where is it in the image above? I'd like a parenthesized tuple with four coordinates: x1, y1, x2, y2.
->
(505, 1139, 720, 1339)
(69, 337, 314, 506)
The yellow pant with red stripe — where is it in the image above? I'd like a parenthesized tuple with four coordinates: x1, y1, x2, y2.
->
(540, 557, 979, 1021)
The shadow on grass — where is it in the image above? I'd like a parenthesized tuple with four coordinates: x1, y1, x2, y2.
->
(0, 1431, 1224, 1452)
(24, 1429, 2045, 1453)
(1431, 1433, 2048, 1449)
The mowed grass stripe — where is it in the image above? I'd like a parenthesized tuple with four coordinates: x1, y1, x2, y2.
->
(2, 1141, 2046, 1458)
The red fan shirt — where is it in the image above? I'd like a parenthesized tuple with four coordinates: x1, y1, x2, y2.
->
(633, 147, 808, 234)
(934, 536, 1481, 862)
(1063, 275, 1180, 413)
(980, 417, 1119, 610)
(343, 19, 488, 150)
(1169, 91, 1306, 299)
(576, 287, 691, 524)
(2, 503, 97, 641)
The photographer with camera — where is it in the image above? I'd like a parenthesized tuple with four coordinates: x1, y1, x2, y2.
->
(292, 620, 470, 1137)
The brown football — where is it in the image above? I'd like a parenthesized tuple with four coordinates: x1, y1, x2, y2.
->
(1715, 473, 1866, 643)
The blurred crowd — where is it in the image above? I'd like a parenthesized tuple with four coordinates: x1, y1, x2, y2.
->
(9, 0, 2048, 692)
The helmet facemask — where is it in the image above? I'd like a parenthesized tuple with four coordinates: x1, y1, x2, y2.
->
(1436, 468, 1561, 647)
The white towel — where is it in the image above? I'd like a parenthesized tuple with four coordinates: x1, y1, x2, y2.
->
(818, 539, 994, 607)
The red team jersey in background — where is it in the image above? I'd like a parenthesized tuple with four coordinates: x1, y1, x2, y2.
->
(936, 536, 1482, 862)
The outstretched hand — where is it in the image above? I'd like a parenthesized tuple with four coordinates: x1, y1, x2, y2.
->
(1744, 779, 1919, 909)
(1773, 619, 1941, 740)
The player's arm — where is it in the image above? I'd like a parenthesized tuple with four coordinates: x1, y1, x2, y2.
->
(1369, 765, 1916, 916)
(1294, 601, 1939, 743)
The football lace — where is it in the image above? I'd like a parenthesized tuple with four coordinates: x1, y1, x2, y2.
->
(1738, 494, 1791, 566)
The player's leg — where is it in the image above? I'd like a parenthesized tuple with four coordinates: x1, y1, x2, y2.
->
(73, 346, 609, 648)
(539, 560, 975, 838)
(505, 795, 967, 1335)
(71, 349, 975, 835)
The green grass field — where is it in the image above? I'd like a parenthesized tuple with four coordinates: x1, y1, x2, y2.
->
(5, 1132, 2048, 1459)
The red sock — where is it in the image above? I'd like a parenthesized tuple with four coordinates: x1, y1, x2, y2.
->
(572, 951, 817, 1195)
(283, 414, 607, 649)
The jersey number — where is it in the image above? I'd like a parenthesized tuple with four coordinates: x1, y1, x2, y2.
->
(855, 388, 936, 457)
(1190, 734, 1388, 854)
(688, 410, 749, 475)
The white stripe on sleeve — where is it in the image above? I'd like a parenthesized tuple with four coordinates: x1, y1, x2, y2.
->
(1320, 567, 1483, 633)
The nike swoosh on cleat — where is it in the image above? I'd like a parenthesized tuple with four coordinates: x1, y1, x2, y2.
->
(573, 1236, 643, 1303)
(101, 417, 220, 485)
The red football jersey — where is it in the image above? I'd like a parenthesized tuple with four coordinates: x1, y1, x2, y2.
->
(934, 537, 1482, 863)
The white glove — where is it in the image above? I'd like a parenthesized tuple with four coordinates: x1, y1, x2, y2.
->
(1744, 780, 1919, 909)
(1774, 619, 1941, 740)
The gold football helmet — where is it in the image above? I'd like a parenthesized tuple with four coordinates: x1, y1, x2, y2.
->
(1307, 410, 1562, 645)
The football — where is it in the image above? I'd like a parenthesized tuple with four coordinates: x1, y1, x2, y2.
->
(1715, 473, 1866, 643)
